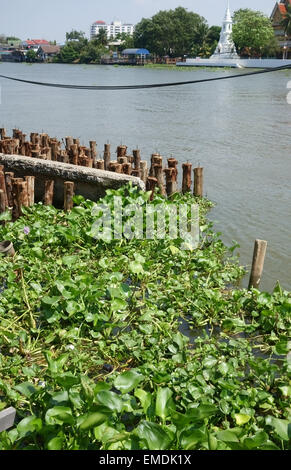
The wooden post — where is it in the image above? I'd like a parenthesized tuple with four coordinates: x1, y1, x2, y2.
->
(0, 171, 8, 207)
(0, 128, 7, 140)
(117, 156, 128, 165)
(5, 172, 14, 207)
(193, 167, 203, 197)
(117, 145, 127, 158)
(69, 144, 79, 165)
(44, 180, 54, 205)
(65, 136, 74, 151)
(248, 240, 268, 290)
(146, 177, 158, 201)
(25, 176, 35, 206)
(153, 164, 166, 196)
(122, 163, 132, 175)
(17, 181, 29, 211)
(64, 181, 74, 211)
(104, 143, 111, 170)
(0, 407, 16, 433)
(132, 169, 141, 178)
(168, 158, 178, 181)
(0, 190, 6, 217)
(90, 141, 97, 164)
(150, 153, 160, 176)
(96, 160, 105, 170)
(164, 168, 177, 197)
(133, 149, 141, 170)
(182, 163, 192, 193)
(140, 161, 148, 185)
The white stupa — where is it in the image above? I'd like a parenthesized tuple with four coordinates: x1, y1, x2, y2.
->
(211, 1, 239, 59)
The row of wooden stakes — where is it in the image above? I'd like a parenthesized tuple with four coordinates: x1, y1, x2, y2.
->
(0, 166, 75, 221)
(0, 129, 204, 198)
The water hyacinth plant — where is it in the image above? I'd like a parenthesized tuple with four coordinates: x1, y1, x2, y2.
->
(0, 184, 290, 450)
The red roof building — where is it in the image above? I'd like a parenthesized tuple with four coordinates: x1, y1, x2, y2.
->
(271, 1, 291, 58)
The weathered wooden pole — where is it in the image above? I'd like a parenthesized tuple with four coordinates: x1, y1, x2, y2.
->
(11, 178, 23, 220)
(96, 160, 105, 170)
(167, 158, 178, 181)
(104, 143, 111, 170)
(117, 156, 128, 165)
(153, 164, 166, 196)
(4, 172, 14, 208)
(0, 190, 6, 216)
(0, 128, 7, 139)
(16, 181, 29, 215)
(64, 181, 74, 212)
(182, 163, 192, 193)
(132, 169, 141, 178)
(248, 240, 268, 290)
(0, 171, 8, 207)
(150, 153, 160, 176)
(193, 167, 204, 197)
(69, 144, 79, 165)
(122, 163, 132, 175)
(44, 180, 54, 205)
(140, 161, 148, 185)
(146, 176, 158, 201)
(133, 149, 141, 170)
(65, 136, 74, 151)
(164, 168, 177, 197)
(117, 145, 127, 158)
(25, 176, 35, 206)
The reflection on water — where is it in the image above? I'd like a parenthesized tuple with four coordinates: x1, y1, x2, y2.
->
(0, 63, 290, 292)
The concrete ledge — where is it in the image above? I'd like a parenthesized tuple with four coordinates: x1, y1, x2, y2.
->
(0, 153, 145, 206)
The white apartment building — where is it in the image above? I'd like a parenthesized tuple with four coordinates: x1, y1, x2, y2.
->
(90, 20, 135, 40)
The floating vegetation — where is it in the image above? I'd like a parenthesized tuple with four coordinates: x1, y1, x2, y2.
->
(0, 185, 290, 450)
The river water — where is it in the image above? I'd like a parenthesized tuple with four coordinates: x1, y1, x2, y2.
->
(0, 62, 290, 292)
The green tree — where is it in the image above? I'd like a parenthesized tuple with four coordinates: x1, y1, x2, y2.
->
(66, 30, 86, 42)
(26, 49, 37, 62)
(232, 9, 276, 58)
(134, 7, 208, 57)
(115, 33, 135, 52)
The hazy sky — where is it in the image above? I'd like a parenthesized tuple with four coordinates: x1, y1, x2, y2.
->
(1, 0, 277, 43)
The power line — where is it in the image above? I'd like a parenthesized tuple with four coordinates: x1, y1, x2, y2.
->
(0, 64, 290, 90)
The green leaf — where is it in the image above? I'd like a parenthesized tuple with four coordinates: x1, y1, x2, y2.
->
(136, 421, 172, 450)
(47, 436, 64, 450)
(217, 430, 239, 442)
(96, 391, 124, 413)
(114, 370, 144, 394)
(180, 427, 206, 450)
(243, 431, 268, 450)
(235, 414, 251, 426)
(45, 406, 74, 426)
(134, 389, 152, 415)
(17, 416, 42, 438)
(155, 388, 174, 421)
(266, 416, 291, 441)
(14, 382, 39, 398)
(129, 261, 144, 275)
(77, 412, 108, 430)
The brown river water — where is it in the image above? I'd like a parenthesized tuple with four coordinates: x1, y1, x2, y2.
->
(0, 62, 290, 292)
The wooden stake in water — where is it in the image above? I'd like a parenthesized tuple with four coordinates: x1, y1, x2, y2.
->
(248, 239, 268, 290)
(64, 181, 74, 211)
(25, 176, 35, 206)
(193, 167, 203, 197)
(44, 180, 54, 206)
(182, 163, 192, 193)
(4, 172, 14, 207)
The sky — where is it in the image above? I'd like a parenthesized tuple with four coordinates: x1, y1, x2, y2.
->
(0, 0, 277, 43)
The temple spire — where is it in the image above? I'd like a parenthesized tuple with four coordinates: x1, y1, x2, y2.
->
(210, 0, 239, 59)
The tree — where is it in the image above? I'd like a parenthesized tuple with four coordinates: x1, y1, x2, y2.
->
(26, 49, 37, 63)
(115, 33, 135, 52)
(134, 7, 208, 57)
(66, 30, 86, 42)
(232, 9, 276, 58)
(92, 28, 108, 46)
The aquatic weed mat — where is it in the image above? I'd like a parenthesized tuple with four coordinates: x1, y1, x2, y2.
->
(0, 185, 290, 450)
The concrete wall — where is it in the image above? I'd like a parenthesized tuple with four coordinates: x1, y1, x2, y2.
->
(0, 153, 145, 207)
(177, 58, 291, 68)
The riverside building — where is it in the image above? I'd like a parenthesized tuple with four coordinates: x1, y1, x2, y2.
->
(90, 20, 135, 40)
